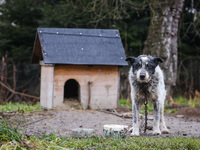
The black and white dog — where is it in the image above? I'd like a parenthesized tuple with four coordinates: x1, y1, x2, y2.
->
(126, 55, 169, 136)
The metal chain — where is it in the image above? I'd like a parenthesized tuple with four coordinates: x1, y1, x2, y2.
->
(144, 93, 148, 133)
(134, 80, 151, 134)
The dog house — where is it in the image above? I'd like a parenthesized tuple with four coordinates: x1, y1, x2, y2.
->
(31, 28, 127, 109)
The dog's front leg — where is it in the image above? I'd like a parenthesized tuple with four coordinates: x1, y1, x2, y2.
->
(153, 101, 161, 135)
(131, 99, 140, 136)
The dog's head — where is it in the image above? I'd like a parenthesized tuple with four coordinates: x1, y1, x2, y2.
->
(126, 55, 163, 83)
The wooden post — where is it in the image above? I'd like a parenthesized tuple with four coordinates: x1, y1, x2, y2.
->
(88, 81, 93, 109)
(40, 61, 54, 109)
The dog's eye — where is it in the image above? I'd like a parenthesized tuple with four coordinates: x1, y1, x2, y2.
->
(136, 63, 141, 68)
(146, 63, 151, 67)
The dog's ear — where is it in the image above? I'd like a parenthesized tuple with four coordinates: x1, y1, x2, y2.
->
(126, 57, 136, 65)
(153, 57, 163, 65)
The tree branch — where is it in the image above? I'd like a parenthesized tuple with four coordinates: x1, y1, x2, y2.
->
(0, 81, 40, 100)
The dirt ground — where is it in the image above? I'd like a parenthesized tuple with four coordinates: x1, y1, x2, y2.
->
(2, 106, 200, 138)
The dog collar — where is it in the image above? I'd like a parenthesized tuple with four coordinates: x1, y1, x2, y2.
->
(148, 80, 152, 86)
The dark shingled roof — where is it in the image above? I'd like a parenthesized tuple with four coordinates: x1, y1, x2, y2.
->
(31, 28, 128, 66)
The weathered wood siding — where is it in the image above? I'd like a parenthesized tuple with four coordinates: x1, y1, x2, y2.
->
(40, 65, 54, 109)
(53, 65, 119, 109)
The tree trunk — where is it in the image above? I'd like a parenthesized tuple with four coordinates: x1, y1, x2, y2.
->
(143, 0, 184, 103)
(0, 52, 8, 104)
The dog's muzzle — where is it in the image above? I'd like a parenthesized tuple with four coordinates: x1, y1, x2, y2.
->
(136, 69, 150, 83)
(140, 70, 146, 80)
(140, 73, 146, 80)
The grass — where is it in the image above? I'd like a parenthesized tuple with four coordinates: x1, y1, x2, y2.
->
(120, 99, 161, 114)
(0, 101, 200, 149)
(173, 97, 200, 107)
(0, 117, 199, 150)
(0, 102, 41, 113)
(0, 120, 21, 143)
(1, 97, 198, 114)
(119, 99, 127, 106)
(119, 97, 200, 114)
(0, 130, 200, 149)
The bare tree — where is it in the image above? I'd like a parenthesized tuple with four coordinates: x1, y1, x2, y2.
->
(0, 52, 8, 104)
(143, 0, 184, 103)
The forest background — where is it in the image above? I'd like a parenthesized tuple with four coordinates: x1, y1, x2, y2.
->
(0, 0, 199, 103)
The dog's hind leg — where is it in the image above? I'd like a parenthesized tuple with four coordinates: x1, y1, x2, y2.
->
(160, 103, 169, 134)
(153, 101, 161, 135)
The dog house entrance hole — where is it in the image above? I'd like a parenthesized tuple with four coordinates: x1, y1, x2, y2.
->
(64, 79, 80, 100)
(64, 79, 81, 109)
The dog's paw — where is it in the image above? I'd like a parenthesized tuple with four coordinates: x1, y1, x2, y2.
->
(129, 127, 133, 132)
(130, 132, 140, 137)
(162, 129, 169, 134)
(153, 130, 161, 135)
(130, 130, 140, 137)
(161, 125, 170, 134)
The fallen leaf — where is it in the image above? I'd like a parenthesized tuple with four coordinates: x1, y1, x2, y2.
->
(21, 138, 35, 148)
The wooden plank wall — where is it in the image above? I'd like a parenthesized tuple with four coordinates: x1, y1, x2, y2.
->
(53, 65, 119, 109)
(40, 65, 54, 109)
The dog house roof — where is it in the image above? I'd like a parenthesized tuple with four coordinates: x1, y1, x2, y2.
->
(31, 28, 128, 66)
